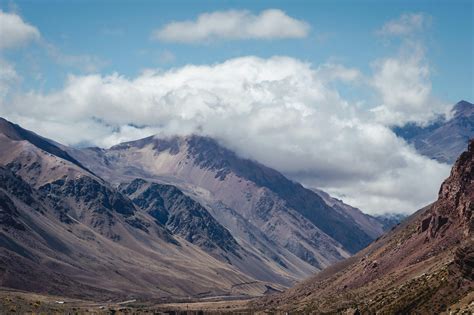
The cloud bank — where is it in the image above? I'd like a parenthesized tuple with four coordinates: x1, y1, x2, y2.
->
(152, 9, 309, 43)
(0, 11, 454, 215)
(1, 56, 451, 215)
(370, 43, 447, 125)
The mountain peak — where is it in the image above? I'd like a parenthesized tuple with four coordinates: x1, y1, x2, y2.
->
(394, 100, 473, 164)
(453, 100, 474, 117)
(0, 117, 91, 173)
(109, 133, 226, 153)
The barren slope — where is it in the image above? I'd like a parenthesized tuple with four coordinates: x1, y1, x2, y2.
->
(0, 118, 285, 299)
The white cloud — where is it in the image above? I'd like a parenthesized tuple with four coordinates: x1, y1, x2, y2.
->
(377, 12, 431, 36)
(0, 10, 40, 50)
(1, 56, 451, 215)
(152, 9, 309, 43)
(369, 39, 450, 126)
(0, 10, 105, 77)
(370, 13, 450, 126)
(370, 44, 430, 124)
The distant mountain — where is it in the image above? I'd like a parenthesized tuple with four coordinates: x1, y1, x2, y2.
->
(373, 213, 407, 230)
(254, 139, 474, 313)
(394, 100, 473, 164)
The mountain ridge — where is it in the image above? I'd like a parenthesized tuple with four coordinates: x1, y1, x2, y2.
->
(70, 133, 386, 272)
(0, 117, 93, 174)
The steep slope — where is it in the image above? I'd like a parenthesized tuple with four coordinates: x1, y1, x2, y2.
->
(254, 139, 474, 314)
(71, 135, 384, 278)
(314, 188, 406, 232)
(120, 178, 241, 257)
(117, 178, 309, 287)
(394, 100, 473, 164)
(312, 189, 386, 238)
(0, 117, 285, 298)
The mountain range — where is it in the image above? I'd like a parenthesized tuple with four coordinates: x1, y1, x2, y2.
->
(394, 100, 473, 164)
(0, 98, 472, 313)
(0, 116, 387, 299)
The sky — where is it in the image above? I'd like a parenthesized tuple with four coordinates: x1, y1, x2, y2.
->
(0, 0, 472, 215)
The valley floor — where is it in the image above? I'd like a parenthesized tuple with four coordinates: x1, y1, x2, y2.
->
(0, 288, 255, 314)
(0, 287, 473, 314)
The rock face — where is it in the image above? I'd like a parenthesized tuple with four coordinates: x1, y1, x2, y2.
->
(0, 170, 28, 231)
(0, 117, 289, 299)
(394, 100, 473, 164)
(120, 178, 241, 257)
(70, 134, 386, 280)
(431, 139, 473, 236)
(254, 139, 474, 314)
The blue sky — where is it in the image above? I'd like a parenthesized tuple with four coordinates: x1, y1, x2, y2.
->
(1, 0, 472, 102)
(0, 0, 471, 214)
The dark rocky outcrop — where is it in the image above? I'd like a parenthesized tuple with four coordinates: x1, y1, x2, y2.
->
(40, 176, 136, 217)
(121, 179, 241, 256)
(419, 138, 473, 239)
(0, 191, 26, 231)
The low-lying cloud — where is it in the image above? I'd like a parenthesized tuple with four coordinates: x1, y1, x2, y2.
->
(1, 55, 452, 215)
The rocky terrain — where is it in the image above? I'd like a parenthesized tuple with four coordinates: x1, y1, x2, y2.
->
(394, 100, 473, 164)
(0, 118, 286, 299)
(120, 178, 241, 257)
(253, 139, 474, 313)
